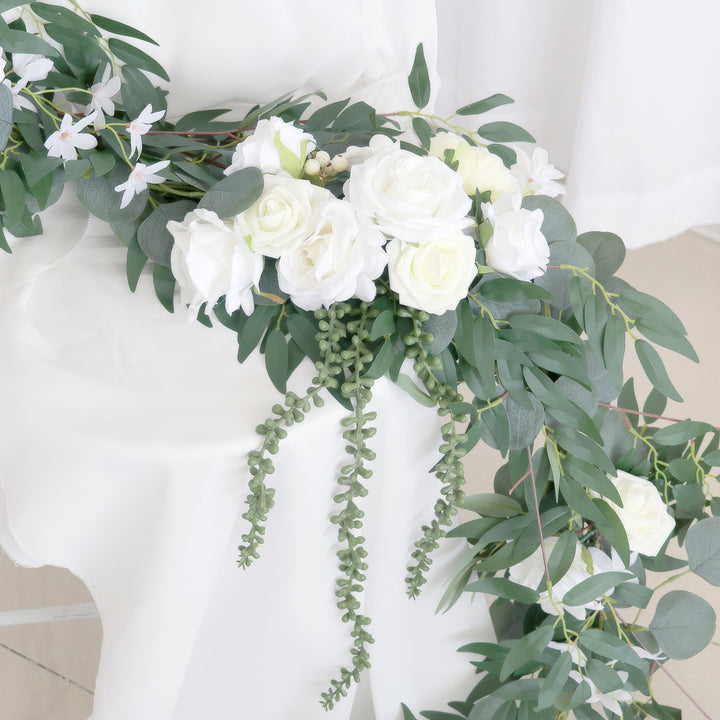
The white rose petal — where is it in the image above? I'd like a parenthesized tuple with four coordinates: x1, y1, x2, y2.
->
(387, 230, 477, 315)
(225, 116, 316, 178)
(168, 208, 263, 318)
(482, 194, 549, 281)
(234, 174, 330, 259)
(277, 198, 386, 311)
(603, 470, 675, 556)
(429, 132, 518, 200)
(344, 140, 473, 244)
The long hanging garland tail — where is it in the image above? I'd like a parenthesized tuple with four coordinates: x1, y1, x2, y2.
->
(402, 309, 468, 598)
(238, 306, 347, 568)
(322, 302, 376, 710)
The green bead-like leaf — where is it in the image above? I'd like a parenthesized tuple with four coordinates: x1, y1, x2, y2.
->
(408, 43, 431, 109)
(649, 590, 716, 659)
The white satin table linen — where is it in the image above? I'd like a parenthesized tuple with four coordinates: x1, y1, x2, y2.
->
(0, 1, 491, 718)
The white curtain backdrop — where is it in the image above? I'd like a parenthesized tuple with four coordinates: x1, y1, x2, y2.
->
(436, 0, 720, 248)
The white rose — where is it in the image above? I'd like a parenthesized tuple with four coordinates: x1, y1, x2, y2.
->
(603, 470, 675, 556)
(386, 230, 477, 315)
(481, 194, 549, 281)
(224, 116, 316, 178)
(343, 139, 473, 244)
(429, 132, 518, 201)
(168, 208, 263, 317)
(277, 198, 386, 311)
(234, 174, 330, 259)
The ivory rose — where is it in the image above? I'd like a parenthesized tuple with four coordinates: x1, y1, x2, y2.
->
(386, 230, 477, 315)
(168, 208, 262, 317)
(429, 132, 518, 200)
(343, 137, 473, 244)
(604, 470, 675, 556)
(234, 174, 330, 258)
(224, 116, 316, 178)
(277, 198, 386, 311)
(481, 194, 549, 281)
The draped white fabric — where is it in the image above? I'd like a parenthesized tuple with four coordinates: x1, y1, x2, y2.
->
(0, 2, 493, 719)
(436, 0, 720, 248)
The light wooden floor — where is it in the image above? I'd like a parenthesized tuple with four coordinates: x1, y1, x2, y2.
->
(1, 229, 718, 719)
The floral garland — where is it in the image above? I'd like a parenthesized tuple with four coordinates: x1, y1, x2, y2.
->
(2, 3, 720, 718)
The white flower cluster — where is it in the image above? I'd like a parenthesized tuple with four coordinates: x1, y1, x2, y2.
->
(168, 117, 566, 318)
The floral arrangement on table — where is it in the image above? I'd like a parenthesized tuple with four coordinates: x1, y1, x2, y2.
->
(2, 2, 720, 718)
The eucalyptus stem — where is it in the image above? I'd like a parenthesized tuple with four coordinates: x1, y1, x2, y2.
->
(322, 303, 376, 710)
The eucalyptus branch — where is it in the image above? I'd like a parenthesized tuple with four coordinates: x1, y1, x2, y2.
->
(322, 303, 376, 710)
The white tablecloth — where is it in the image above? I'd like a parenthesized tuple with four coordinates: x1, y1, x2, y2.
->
(0, 2, 491, 717)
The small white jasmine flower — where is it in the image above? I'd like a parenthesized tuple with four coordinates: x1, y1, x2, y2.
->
(114, 160, 170, 209)
(86, 65, 121, 124)
(547, 641, 588, 669)
(12, 53, 54, 83)
(127, 104, 165, 158)
(1, 78, 35, 112)
(511, 147, 566, 198)
(44, 112, 98, 161)
(569, 670, 632, 716)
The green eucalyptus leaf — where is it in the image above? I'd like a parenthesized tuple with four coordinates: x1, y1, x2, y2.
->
(237, 305, 278, 363)
(264, 329, 288, 393)
(562, 571, 634, 606)
(478, 121, 535, 144)
(108, 37, 169, 81)
(508, 313, 582, 346)
(422, 310, 457, 355)
(618, 286, 687, 335)
(89, 12, 159, 44)
(546, 530, 578, 584)
(20, 154, 63, 187)
(303, 99, 350, 131)
(465, 577, 539, 605)
(408, 43, 431, 109)
(62, 158, 91, 182)
(0, 225, 10, 253)
(534, 243, 594, 310)
(401, 703, 419, 720)
(602, 314, 626, 392)
(612, 580, 653, 609)
(137, 200, 195, 267)
(537, 651, 571, 709)
(286, 313, 320, 363)
(521, 195, 576, 244)
(635, 319, 698, 362)
(76, 165, 148, 223)
(0, 169, 27, 228)
(198, 167, 263, 219)
(0, 82, 14, 152)
(654, 419, 715, 446)
(635, 340, 682, 402)
(411, 116, 433, 150)
(576, 231, 625, 280)
(125, 235, 147, 291)
(457, 93, 514, 116)
(686, 518, 720, 585)
(31, 2, 100, 35)
(500, 626, 553, 681)
(649, 590, 716, 659)
(152, 263, 175, 312)
(90, 151, 116, 177)
(479, 278, 553, 303)
(460, 492, 523, 518)
(487, 144, 517, 170)
(363, 337, 395, 380)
